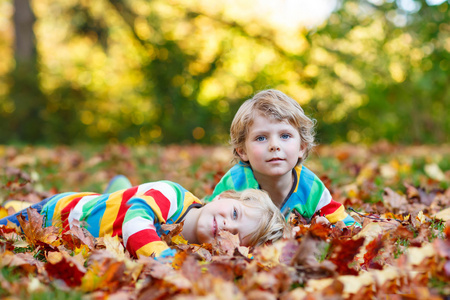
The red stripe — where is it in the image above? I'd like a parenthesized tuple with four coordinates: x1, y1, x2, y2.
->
(126, 228, 161, 257)
(320, 200, 342, 215)
(61, 197, 83, 232)
(143, 189, 171, 220)
(112, 186, 138, 237)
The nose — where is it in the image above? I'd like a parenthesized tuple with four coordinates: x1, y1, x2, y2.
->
(269, 140, 280, 152)
(222, 219, 238, 235)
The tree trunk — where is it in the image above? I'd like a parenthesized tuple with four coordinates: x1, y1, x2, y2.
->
(3, 0, 47, 143)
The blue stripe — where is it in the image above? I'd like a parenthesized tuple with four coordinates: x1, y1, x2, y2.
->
(230, 164, 248, 190)
(42, 192, 78, 227)
(280, 166, 314, 217)
(296, 166, 315, 204)
(82, 194, 109, 236)
(342, 214, 361, 227)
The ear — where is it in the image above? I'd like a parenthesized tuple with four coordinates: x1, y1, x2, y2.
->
(298, 144, 306, 161)
(236, 147, 249, 162)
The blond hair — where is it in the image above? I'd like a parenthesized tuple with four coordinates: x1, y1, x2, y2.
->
(230, 89, 316, 165)
(218, 189, 287, 247)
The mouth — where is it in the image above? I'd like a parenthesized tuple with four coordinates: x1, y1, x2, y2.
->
(267, 157, 284, 162)
(213, 217, 217, 237)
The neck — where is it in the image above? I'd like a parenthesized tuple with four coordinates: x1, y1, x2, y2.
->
(253, 171, 294, 208)
(180, 207, 201, 244)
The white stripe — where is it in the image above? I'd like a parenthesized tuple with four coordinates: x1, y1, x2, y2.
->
(122, 216, 156, 246)
(136, 182, 178, 218)
(68, 195, 99, 228)
(315, 189, 332, 213)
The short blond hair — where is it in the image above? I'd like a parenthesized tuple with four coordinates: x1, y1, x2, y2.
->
(230, 89, 316, 165)
(218, 189, 287, 247)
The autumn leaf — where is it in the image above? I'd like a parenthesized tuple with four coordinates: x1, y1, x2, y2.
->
(61, 220, 95, 250)
(328, 237, 365, 275)
(361, 234, 384, 270)
(44, 251, 86, 287)
(211, 230, 241, 256)
(1, 144, 449, 299)
(17, 207, 60, 248)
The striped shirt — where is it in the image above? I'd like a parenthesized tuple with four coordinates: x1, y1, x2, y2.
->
(207, 163, 358, 226)
(41, 181, 202, 258)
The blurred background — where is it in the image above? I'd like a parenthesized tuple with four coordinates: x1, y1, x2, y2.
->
(0, 0, 449, 146)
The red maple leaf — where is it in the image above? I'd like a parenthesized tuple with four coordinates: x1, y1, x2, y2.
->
(361, 234, 384, 270)
(45, 252, 86, 287)
(328, 237, 365, 275)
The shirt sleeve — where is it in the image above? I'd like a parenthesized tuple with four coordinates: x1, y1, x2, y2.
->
(318, 200, 360, 227)
(121, 181, 202, 258)
(205, 163, 259, 203)
(121, 195, 171, 258)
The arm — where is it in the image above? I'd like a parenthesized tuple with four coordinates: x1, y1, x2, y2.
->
(121, 181, 201, 258)
(122, 195, 171, 258)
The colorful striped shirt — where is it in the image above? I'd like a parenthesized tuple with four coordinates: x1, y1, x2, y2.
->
(41, 181, 202, 258)
(207, 163, 358, 226)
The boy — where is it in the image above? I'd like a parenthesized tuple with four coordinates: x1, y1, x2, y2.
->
(207, 89, 358, 226)
(0, 181, 286, 258)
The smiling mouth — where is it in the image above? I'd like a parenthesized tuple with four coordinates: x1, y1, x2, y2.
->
(213, 217, 217, 237)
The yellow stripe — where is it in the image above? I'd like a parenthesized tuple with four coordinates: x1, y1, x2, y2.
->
(293, 165, 302, 193)
(99, 191, 125, 235)
(53, 192, 96, 225)
(136, 241, 168, 258)
(138, 195, 164, 221)
(176, 192, 201, 221)
(325, 205, 347, 223)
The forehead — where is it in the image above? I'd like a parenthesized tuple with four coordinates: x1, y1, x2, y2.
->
(248, 113, 297, 131)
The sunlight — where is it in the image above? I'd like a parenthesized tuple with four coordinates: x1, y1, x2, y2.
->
(255, 0, 339, 29)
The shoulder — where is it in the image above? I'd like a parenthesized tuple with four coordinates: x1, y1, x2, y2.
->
(295, 165, 322, 185)
(209, 162, 258, 199)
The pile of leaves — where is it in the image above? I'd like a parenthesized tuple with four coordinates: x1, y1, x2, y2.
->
(0, 143, 449, 299)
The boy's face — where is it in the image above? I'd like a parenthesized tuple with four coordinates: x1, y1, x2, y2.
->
(196, 196, 260, 246)
(237, 112, 304, 178)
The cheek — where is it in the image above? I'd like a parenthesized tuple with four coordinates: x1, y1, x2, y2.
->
(247, 143, 265, 158)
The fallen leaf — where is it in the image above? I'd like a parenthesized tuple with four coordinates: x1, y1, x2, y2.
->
(383, 188, 409, 213)
(434, 207, 450, 222)
(424, 163, 446, 182)
(45, 251, 86, 287)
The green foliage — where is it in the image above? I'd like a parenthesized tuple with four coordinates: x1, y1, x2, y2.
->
(0, 0, 449, 144)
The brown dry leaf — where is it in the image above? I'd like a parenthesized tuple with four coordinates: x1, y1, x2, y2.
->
(290, 232, 320, 267)
(212, 230, 241, 256)
(61, 220, 95, 250)
(98, 234, 128, 260)
(1, 251, 43, 274)
(382, 187, 409, 213)
(161, 221, 185, 245)
(434, 207, 450, 222)
(81, 259, 128, 293)
(17, 207, 61, 248)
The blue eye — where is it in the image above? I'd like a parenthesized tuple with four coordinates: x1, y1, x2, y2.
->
(281, 133, 291, 139)
(233, 208, 238, 220)
(256, 136, 266, 142)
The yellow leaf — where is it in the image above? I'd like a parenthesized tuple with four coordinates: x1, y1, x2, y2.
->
(434, 207, 450, 221)
(407, 243, 435, 266)
(416, 211, 426, 223)
(424, 163, 446, 181)
(172, 235, 188, 245)
(102, 234, 126, 260)
(47, 251, 63, 264)
(0, 207, 9, 219)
